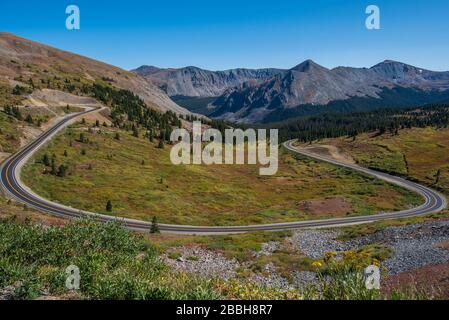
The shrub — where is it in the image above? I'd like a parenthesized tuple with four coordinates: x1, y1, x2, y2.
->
(0, 218, 220, 300)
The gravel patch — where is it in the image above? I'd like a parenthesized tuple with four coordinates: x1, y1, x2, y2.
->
(347, 220, 449, 275)
(288, 220, 449, 275)
(292, 271, 318, 289)
(0, 285, 15, 300)
(251, 274, 290, 289)
(162, 220, 449, 291)
(288, 229, 354, 258)
(163, 246, 239, 280)
(254, 241, 279, 257)
(248, 262, 290, 289)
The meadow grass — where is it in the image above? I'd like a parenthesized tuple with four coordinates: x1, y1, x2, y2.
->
(0, 112, 21, 153)
(0, 80, 24, 109)
(0, 217, 222, 300)
(21, 122, 422, 226)
(323, 127, 449, 193)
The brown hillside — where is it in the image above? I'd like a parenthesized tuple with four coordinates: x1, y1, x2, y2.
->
(0, 32, 190, 115)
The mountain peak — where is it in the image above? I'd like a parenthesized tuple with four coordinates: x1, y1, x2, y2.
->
(131, 65, 162, 76)
(291, 59, 328, 72)
(372, 60, 405, 67)
(383, 59, 401, 64)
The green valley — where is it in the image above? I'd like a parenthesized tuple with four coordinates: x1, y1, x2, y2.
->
(21, 117, 421, 226)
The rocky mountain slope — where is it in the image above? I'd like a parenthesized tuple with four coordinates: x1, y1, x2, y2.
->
(211, 60, 449, 123)
(133, 65, 285, 97)
(210, 60, 449, 123)
(0, 32, 190, 115)
(370, 60, 449, 90)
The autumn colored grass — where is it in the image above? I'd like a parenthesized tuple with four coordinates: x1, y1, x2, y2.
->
(0, 112, 21, 154)
(316, 127, 449, 194)
(21, 121, 421, 226)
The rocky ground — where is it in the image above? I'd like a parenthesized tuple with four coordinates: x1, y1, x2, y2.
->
(348, 220, 449, 275)
(163, 219, 449, 292)
(163, 246, 239, 280)
(288, 229, 353, 258)
(0, 285, 15, 300)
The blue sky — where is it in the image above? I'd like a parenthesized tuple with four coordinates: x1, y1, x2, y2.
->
(1, 0, 448, 71)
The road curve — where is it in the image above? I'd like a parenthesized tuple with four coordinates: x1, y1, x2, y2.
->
(1, 109, 446, 234)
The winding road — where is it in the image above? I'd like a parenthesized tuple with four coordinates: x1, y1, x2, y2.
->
(0, 108, 446, 234)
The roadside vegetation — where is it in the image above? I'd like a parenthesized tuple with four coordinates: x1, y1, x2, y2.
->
(0, 217, 221, 300)
(315, 126, 449, 195)
(0, 216, 435, 300)
(0, 111, 21, 154)
(337, 210, 449, 241)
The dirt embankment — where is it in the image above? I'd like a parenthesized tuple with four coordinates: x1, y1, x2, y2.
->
(15, 89, 109, 147)
(382, 261, 449, 298)
(0, 152, 10, 163)
(297, 198, 352, 216)
(21, 89, 100, 108)
(300, 144, 356, 164)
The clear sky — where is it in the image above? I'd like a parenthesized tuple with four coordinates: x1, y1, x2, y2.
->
(1, 0, 448, 71)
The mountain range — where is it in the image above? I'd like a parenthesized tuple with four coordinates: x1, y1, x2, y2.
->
(132, 65, 285, 97)
(2, 32, 449, 125)
(134, 60, 449, 123)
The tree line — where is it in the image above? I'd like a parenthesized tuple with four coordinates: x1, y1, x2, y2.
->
(274, 104, 449, 142)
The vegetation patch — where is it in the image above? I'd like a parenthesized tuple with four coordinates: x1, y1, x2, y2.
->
(0, 111, 21, 153)
(21, 121, 421, 226)
(321, 127, 449, 194)
(337, 210, 449, 241)
(0, 217, 221, 300)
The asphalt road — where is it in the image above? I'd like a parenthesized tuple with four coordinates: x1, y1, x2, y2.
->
(1, 109, 446, 234)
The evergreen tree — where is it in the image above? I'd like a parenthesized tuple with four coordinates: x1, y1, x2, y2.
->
(57, 165, 68, 177)
(42, 153, 50, 166)
(25, 114, 33, 124)
(106, 200, 113, 212)
(133, 126, 139, 138)
(150, 216, 160, 234)
(50, 158, 56, 175)
(12, 85, 26, 95)
(435, 169, 441, 185)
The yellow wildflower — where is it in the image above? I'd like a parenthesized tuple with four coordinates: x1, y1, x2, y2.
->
(325, 251, 337, 259)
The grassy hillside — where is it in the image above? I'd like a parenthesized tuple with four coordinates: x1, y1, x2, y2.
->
(0, 32, 187, 115)
(0, 111, 21, 154)
(21, 119, 421, 226)
(318, 127, 449, 194)
(0, 80, 24, 108)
